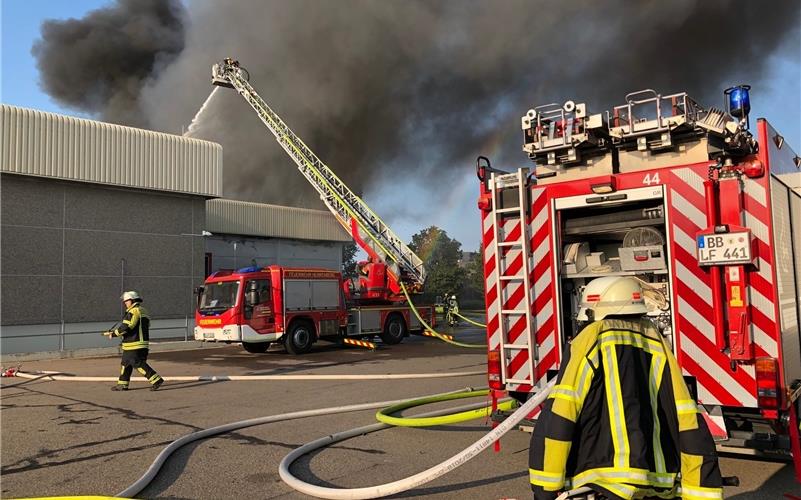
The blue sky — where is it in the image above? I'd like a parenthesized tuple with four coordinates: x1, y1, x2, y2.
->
(1, 0, 108, 117)
(2, 1, 799, 251)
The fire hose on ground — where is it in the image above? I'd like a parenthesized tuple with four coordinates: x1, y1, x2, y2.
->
(7, 368, 484, 383)
(116, 383, 550, 499)
(451, 310, 487, 328)
(278, 380, 553, 499)
(3, 367, 552, 499)
(400, 283, 486, 348)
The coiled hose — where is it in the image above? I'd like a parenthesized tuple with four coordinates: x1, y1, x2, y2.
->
(279, 379, 553, 499)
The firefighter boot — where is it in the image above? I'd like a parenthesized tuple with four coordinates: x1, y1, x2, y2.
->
(111, 384, 128, 391)
(150, 378, 163, 391)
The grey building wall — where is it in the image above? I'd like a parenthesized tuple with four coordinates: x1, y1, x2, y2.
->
(1, 174, 206, 354)
(205, 235, 344, 273)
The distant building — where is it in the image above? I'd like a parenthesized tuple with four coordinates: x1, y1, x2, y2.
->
(459, 251, 480, 268)
(204, 198, 350, 274)
(0, 105, 350, 355)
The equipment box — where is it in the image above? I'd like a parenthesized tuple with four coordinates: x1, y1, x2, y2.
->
(618, 245, 666, 271)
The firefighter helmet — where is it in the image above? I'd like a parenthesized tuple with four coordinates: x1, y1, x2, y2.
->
(121, 290, 141, 302)
(576, 276, 647, 321)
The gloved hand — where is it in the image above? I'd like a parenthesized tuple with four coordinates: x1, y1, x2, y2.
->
(101, 331, 113, 338)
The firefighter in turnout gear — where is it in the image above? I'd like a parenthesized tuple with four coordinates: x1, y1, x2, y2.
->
(103, 291, 163, 391)
(529, 277, 722, 500)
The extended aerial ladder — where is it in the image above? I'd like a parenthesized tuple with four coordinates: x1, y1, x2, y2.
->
(210, 58, 426, 300)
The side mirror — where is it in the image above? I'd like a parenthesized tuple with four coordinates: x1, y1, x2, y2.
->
(194, 286, 205, 309)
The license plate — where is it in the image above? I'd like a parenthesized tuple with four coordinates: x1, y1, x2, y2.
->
(203, 331, 215, 339)
(696, 232, 751, 266)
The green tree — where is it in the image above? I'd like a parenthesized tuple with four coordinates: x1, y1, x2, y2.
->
(341, 242, 358, 278)
(409, 226, 463, 301)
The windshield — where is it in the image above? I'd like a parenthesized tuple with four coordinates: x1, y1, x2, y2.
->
(199, 281, 240, 312)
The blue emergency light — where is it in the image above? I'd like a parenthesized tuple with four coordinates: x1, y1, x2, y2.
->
(724, 85, 751, 124)
(236, 265, 261, 273)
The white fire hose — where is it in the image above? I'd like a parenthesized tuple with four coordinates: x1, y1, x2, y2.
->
(5, 370, 552, 499)
(279, 379, 554, 499)
(8, 369, 483, 382)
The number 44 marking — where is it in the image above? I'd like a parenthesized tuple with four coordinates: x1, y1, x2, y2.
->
(642, 172, 661, 185)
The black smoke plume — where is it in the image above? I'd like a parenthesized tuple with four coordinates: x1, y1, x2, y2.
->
(32, 0, 186, 127)
(35, 0, 800, 213)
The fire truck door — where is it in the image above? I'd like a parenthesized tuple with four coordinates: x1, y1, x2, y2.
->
(244, 278, 273, 332)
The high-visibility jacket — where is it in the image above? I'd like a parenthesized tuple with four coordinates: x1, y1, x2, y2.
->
(529, 317, 723, 500)
(112, 302, 151, 351)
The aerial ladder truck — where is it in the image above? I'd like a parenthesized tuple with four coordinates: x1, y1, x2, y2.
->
(194, 59, 434, 354)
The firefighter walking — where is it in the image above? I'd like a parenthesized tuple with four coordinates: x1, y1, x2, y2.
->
(103, 291, 163, 391)
(529, 277, 723, 500)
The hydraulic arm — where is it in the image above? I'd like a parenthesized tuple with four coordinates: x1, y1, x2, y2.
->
(210, 58, 426, 297)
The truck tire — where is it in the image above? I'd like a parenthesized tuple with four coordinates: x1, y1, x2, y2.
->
(380, 314, 406, 345)
(242, 341, 270, 354)
(285, 320, 315, 355)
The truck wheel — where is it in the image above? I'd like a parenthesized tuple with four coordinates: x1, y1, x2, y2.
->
(285, 321, 314, 355)
(242, 342, 270, 354)
(380, 314, 406, 345)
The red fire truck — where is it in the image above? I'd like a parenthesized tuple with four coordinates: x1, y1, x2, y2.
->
(478, 87, 801, 476)
(195, 60, 434, 354)
(195, 266, 432, 354)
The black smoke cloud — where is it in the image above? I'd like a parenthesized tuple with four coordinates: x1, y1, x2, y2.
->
(32, 0, 185, 127)
(35, 1, 800, 210)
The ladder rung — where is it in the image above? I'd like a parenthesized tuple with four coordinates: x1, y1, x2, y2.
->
(501, 309, 527, 315)
(502, 344, 530, 350)
(497, 241, 521, 247)
(500, 275, 525, 280)
(495, 207, 521, 214)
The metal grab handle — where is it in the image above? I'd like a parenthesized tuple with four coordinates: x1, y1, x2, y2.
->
(625, 88, 659, 104)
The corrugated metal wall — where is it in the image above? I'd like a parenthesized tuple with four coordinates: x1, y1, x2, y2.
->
(0, 104, 222, 197)
(206, 199, 351, 242)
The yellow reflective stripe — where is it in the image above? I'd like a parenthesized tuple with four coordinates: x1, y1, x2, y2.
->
(575, 346, 598, 405)
(598, 331, 664, 356)
(597, 481, 637, 499)
(116, 381, 128, 386)
(120, 366, 125, 376)
(121, 341, 149, 350)
(136, 367, 147, 375)
(679, 483, 724, 499)
(550, 385, 580, 402)
(570, 466, 677, 488)
(529, 468, 564, 489)
(649, 353, 667, 473)
(602, 344, 629, 468)
(149, 374, 161, 383)
(676, 399, 698, 414)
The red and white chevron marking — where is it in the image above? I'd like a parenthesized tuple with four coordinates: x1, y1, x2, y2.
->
(668, 165, 779, 408)
(742, 177, 781, 361)
(524, 186, 559, 388)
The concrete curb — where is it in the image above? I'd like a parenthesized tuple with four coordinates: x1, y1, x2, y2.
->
(0, 340, 230, 363)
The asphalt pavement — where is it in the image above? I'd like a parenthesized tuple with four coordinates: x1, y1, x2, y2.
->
(1, 327, 798, 499)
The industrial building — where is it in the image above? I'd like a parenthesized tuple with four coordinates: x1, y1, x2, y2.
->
(0, 105, 350, 354)
(204, 199, 350, 274)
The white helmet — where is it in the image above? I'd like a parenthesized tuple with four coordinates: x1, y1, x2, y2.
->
(121, 290, 141, 302)
(576, 277, 647, 321)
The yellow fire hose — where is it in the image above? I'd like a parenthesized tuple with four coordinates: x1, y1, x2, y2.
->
(375, 388, 515, 427)
(452, 311, 487, 328)
(399, 283, 486, 348)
